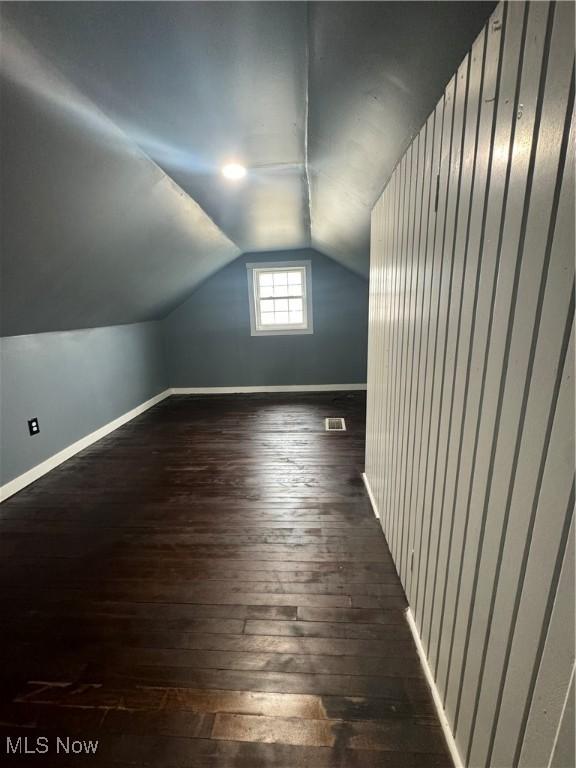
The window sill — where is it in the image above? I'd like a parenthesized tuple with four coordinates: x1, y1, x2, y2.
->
(250, 327, 314, 337)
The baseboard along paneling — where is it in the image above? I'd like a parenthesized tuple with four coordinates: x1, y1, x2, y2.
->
(362, 471, 461, 766)
(361, 472, 380, 520)
(406, 608, 464, 768)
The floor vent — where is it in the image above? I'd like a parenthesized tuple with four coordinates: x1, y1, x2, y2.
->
(325, 417, 346, 432)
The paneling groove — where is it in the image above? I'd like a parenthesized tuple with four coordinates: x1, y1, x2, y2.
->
(364, 2, 575, 766)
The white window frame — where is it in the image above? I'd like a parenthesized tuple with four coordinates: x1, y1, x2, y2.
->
(246, 260, 313, 336)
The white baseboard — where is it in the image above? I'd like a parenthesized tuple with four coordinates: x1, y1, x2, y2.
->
(406, 609, 462, 768)
(0, 389, 171, 503)
(361, 471, 380, 521)
(362, 470, 460, 767)
(171, 384, 367, 394)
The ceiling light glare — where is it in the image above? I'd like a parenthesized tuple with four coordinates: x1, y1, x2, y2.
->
(222, 163, 246, 180)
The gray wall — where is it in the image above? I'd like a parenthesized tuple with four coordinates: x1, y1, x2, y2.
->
(0, 322, 167, 484)
(1, 248, 367, 486)
(162, 249, 369, 387)
(364, 3, 575, 767)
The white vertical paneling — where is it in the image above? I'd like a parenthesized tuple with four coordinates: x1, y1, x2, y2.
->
(414, 74, 456, 626)
(442, 0, 527, 736)
(405, 110, 436, 599)
(382, 172, 398, 530)
(365, 191, 384, 493)
(470, 3, 575, 763)
(469, 55, 575, 768)
(395, 142, 418, 574)
(364, 2, 575, 766)
(429, 26, 487, 679)
(438, 12, 503, 715)
(409, 95, 445, 610)
(488, 83, 575, 768)
(446, 0, 521, 730)
(519, 519, 575, 768)
(399, 128, 426, 585)
(420, 62, 467, 644)
(491, 321, 574, 765)
(389, 151, 409, 558)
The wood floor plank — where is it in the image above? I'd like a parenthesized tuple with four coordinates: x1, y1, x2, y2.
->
(0, 393, 449, 766)
(13, 683, 437, 722)
(211, 713, 447, 752)
(85, 666, 433, 700)
(91, 648, 422, 677)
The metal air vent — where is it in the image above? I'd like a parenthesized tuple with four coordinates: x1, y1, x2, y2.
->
(325, 417, 346, 432)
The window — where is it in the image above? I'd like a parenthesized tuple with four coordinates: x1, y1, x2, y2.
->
(246, 261, 313, 336)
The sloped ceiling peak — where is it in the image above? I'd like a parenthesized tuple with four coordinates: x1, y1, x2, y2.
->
(2, 2, 311, 255)
(0, 1, 496, 335)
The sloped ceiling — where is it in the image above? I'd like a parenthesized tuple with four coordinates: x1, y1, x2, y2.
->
(0, 1, 495, 336)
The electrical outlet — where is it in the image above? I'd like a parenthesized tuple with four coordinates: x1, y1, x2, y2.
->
(27, 417, 40, 436)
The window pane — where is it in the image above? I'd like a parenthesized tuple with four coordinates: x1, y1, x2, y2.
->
(288, 271, 302, 284)
(249, 264, 311, 334)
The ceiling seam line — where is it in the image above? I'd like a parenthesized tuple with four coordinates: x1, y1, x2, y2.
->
(304, 1, 312, 247)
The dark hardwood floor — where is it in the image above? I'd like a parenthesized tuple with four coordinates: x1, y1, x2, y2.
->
(0, 392, 451, 767)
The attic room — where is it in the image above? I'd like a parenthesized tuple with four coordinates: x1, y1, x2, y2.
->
(0, 2, 574, 767)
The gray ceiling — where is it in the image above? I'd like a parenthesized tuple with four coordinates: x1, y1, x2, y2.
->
(0, 1, 495, 336)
